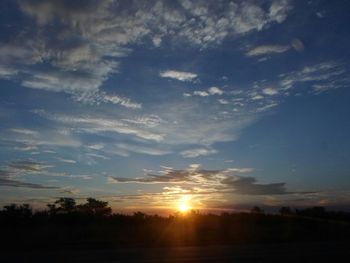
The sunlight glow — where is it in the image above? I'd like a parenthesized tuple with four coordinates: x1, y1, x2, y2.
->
(177, 195, 192, 213)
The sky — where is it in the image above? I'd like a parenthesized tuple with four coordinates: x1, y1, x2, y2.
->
(1, 0, 350, 213)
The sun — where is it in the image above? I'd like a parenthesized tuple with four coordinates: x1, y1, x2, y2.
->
(179, 202, 190, 213)
(177, 195, 192, 213)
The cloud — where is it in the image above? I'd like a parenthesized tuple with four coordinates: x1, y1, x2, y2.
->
(0, 178, 58, 189)
(221, 176, 286, 195)
(268, 0, 293, 22)
(291, 38, 304, 52)
(115, 143, 171, 156)
(152, 100, 256, 146)
(246, 45, 290, 56)
(160, 70, 198, 82)
(279, 62, 349, 93)
(256, 103, 278, 112)
(208, 87, 224, 95)
(11, 128, 39, 136)
(262, 87, 279, 95)
(1, 1, 133, 105)
(152, 35, 162, 47)
(33, 110, 164, 142)
(85, 153, 110, 160)
(0, 65, 18, 79)
(178, 0, 292, 46)
(190, 87, 224, 97)
(193, 91, 209, 97)
(60, 187, 80, 195)
(32, 97, 255, 148)
(14, 146, 38, 152)
(87, 144, 105, 150)
(0, 0, 293, 104)
(7, 126, 82, 149)
(218, 99, 229, 104)
(56, 157, 77, 164)
(251, 95, 264, 100)
(180, 148, 218, 158)
(9, 160, 52, 172)
(100, 93, 142, 109)
(108, 164, 293, 196)
(0, 160, 59, 189)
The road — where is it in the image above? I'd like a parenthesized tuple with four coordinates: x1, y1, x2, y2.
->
(3, 242, 350, 262)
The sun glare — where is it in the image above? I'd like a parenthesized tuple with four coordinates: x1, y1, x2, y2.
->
(178, 195, 192, 213)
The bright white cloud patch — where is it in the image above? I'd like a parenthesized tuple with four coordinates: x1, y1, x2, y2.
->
(180, 148, 218, 158)
(262, 87, 279, 95)
(208, 87, 224, 95)
(100, 94, 142, 109)
(246, 45, 290, 56)
(193, 91, 209, 97)
(160, 70, 198, 82)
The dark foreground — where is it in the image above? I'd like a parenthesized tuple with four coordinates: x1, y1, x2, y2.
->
(2, 202, 350, 262)
(3, 242, 350, 263)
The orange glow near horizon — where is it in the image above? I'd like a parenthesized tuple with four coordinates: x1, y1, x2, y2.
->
(177, 195, 192, 213)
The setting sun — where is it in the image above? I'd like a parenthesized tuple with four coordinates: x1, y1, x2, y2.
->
(177, 195, 192, 213)
(178, 203, 190, 212)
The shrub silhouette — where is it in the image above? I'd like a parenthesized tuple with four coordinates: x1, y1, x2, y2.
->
(78, 198, 112, 217)
(0, 200, 349, 249)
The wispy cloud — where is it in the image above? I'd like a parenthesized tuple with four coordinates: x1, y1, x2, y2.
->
(0, 177, 58, 189)
(11, 129, 39, 136)
(0, 160, 59, 189)
(56, 157, 77, 164)
(99, 93, 142, 109)
(279, 62, 349, 93)
(115, 143, 171, 156)
(193, 91, 209, 97)
(33, 110, 164, 142)
(0, 0, 293, 104)
(188, 87, 224, 97)
(246, 45, 290, 57)
(9, 160, 52, 172)
(180, 148, 218, 158)
(108, 164, 295, 196)
(208, 87, 224, 95)
(6, 126, 82, 149)
(262, 87, 279, 95)
(160, 70, 198, 82)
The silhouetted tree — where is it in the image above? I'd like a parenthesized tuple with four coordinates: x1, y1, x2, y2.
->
(279, 206, 293, 216)
(251, 206, 264, 214)
(2, 204, 32, 219)
(296, 206, 326, 218)
(54, 197, 76, 213)
(79, 198, 111, 216)
(47, 203, 57, 215)
(133, 211, 147, 221)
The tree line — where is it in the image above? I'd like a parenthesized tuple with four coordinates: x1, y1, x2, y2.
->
(1, 197, 350, 249)
(1, 197, 350, 222)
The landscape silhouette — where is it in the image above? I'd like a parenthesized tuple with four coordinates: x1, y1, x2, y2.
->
(1, 198, 350, 262)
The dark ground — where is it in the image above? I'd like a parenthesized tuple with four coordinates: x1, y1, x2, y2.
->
(2, 203, 350, 262)
(2, 242, 350, 262)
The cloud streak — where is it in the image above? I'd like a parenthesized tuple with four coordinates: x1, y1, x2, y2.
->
(279, 62, 349, 93)
(108, 165, 294, 196)
(246, 45, 290, 56)
(0, 160, 59, 189)
(160, 70, 198, 82)
(0, 0, 293, 105)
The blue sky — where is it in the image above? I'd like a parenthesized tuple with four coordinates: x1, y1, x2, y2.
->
(1, 0, 350, 213)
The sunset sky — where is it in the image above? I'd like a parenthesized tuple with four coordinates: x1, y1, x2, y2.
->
(1, 0, 350, 213)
